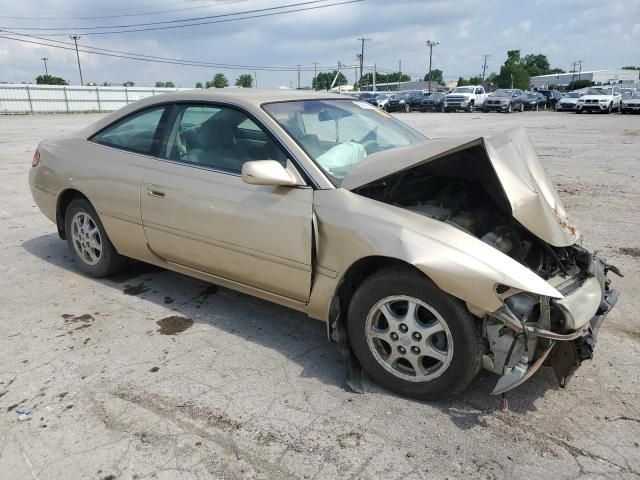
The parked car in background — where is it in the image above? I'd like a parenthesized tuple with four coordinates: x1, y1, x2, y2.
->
(357, 92, 376, 102)
(29, 89, 619, 400)
(444, 86, 488, 112)
(524, 92, 546, 111)
(405, 91, 426, 112)
(375, 93, 392, 110)
(620, 93, 640, 113)
(556, 91, 584, 111)
(385, 92, 411, 112)
(421, 92, 446, 112)
(620, 88, 636, 99)
(483, 89, 526, 113)
(538, 89, 563, 108)
(576, 86, 622, 113)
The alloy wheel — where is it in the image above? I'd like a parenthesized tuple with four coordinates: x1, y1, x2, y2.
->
(71, 211, 102, 266)
(365, 295, 454, 382)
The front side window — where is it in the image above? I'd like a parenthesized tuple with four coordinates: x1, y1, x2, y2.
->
(161, 104, 287, 174)
(263, 99, 426, 185)
(91, 106, 167, 155)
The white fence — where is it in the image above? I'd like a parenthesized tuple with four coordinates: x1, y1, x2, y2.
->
(0, 84, 194, 114)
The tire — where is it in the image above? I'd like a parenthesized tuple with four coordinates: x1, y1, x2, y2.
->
(404, 103, 410, 113)
(65, 198, 127, 278)
(607, 103, 612, 114)
(466, 101, 474, 113)
(520, 102, 525, 112)
(440, 105, 445, 113)
(347, 268, 483, 400)
(506, 103, 512, 114)
(482, 108, 488, 113)
(535, 104, 539, 111)
(576, 108, 582, 114)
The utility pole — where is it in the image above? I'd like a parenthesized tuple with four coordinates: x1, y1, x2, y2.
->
(254, 71, 257, 88)
(41, 57, 48, 76)
(312, 62, 318, 89)
(398, 59, 401, 92)
(481, 54, 491, 83)
(69, 35, 84, 86)
(357, 37, 370, 81)
(296, 65, 301, 89)
(571, 61, 577, 86)
(577, 60, 583, 81)
(425, 40, 440, 93)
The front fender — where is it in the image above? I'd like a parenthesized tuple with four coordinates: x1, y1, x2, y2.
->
(309, 189, 561, 321)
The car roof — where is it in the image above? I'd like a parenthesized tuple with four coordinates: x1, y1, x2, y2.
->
(135, 89, 348, 109)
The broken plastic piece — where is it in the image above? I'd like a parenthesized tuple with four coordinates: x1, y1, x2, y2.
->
(15, 406, 32, 415)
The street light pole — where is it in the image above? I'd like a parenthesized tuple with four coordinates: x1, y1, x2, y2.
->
(69, 35, 84, 86)
(41, 57, 48, 76)
(426, 40, 440, 93)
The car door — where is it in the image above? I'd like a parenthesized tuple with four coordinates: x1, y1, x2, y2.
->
(140, 103, 314, 302)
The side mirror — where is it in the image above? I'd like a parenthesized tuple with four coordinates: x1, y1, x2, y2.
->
(242, 160, 303, 187)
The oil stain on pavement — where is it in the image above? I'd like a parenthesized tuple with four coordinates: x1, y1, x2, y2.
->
(156, 316, 193, 335)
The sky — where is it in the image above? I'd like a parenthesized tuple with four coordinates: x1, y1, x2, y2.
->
(0, 0, 638, 88)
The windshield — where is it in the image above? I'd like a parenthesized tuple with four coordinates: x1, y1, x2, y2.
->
(452, 87, 474, 94)
(566, 92, 582, 98)
(630, 94, 640, 99)
(494, 90, 514, 97)
(263, 99, 426, 185)
(526, 93, 538, 99)
(587, 87, 612, 95)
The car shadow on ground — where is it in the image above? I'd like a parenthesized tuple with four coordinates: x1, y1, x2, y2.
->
(22, 233, 563, 427)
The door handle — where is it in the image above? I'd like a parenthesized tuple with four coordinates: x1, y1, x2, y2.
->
(147, 186, 165, 198)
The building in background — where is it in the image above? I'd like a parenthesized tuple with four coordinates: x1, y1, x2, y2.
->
(531, 69, 639, 89)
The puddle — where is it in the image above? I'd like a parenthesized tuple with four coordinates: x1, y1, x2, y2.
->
(618, 247, 640, 259)
(123, 283, 151, 296)
(156, 316, 193, 335)
(61, 314, 94, 324)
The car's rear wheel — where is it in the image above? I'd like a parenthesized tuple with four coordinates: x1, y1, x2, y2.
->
(65, 198, 127, 277)
(347, 268, 483, 400)
(404, 103, 410, 113)
(506, 103, 512, 114)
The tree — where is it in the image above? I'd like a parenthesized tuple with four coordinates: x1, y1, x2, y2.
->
(547, 68, 565, 74)
(123, 81, 135, 87)
(622, 66, 640, 70)
(195, 81, 203, 89)
(235, 74, 253, 88)
(495, 50, 530, 89)
(35, 74, 67, 85)
(313, 71, 348, 90)
(155, 81, 175, 88)
(423, 68, 443, 84)
(206, 73, 229, 88)
(457, 75, 483, 86)
(354, 71, 410, 90)
(522, 54, 550, 77)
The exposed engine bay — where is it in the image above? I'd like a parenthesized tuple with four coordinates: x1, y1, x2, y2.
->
(351, 143, 623, 394)
(353, 144, 585, 280)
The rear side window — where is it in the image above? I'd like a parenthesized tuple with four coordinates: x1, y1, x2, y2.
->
(91, 106, 167, 155)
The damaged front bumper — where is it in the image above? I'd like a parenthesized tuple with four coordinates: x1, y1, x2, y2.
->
(487, 256, 620, 395)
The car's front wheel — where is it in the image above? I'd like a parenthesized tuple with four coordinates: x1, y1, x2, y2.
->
(404, 103, 411, 113)
(347, 268, 483, 400)
(65, 198, 127, 277)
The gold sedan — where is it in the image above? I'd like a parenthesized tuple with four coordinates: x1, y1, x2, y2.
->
(29, 89, 619, 399)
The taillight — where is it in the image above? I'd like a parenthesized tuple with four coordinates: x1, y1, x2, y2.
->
(32, 149, 40, 167)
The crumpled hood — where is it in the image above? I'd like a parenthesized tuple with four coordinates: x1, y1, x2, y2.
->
(341, 127, 579, 247)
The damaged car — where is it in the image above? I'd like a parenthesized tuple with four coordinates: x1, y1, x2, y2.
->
(29, 90, 620, 400)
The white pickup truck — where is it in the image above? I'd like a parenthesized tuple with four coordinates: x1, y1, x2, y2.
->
(444, 85, 488, 112)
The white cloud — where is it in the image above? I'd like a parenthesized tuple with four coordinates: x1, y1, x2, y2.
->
(519, 20, 531, 32)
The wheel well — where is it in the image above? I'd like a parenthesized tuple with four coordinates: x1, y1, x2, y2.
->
(331, 256, 423, 337)
(56, 189, 89, 239)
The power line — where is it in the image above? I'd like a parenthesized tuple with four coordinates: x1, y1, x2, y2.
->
(1, 0, 364, 35)
(0, 33, 337, 72)
(0, 0, 249, 21)
(2, 30, 337, 71)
